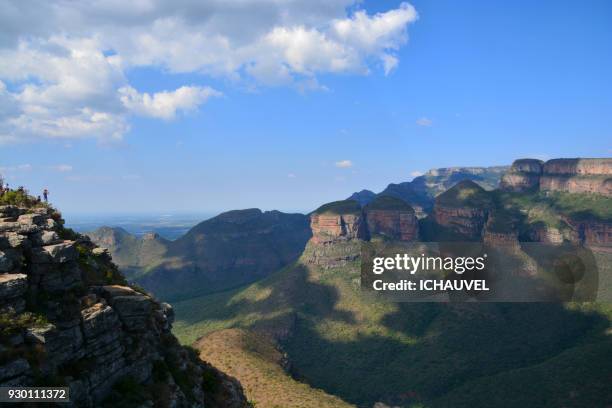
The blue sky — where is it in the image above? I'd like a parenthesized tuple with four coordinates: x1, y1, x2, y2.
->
(1, 0, 611, 214)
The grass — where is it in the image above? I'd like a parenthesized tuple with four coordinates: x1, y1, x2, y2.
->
(195, 329, 354, 408)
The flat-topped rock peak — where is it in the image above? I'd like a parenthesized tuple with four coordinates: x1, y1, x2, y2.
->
(501, 157, 612, 196)
(309, 198, 418, 245)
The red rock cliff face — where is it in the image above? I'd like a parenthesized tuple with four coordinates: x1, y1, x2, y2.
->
(563, 217, 612, 248)
(539, 175, 612, 196)
(543, 158, 612, 175)
(310, 213, 365, 244)
(433, 206, 487, 239)
(365, 209, 418, 241)
(501, 158, 612, 196)
(500, 159, 543, 192)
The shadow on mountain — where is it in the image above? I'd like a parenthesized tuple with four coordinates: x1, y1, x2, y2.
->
(135, 210, 312, 302)
(284, 295, 611, 407)
(176, 264, 356, 329)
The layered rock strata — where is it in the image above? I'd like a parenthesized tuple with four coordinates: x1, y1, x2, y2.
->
(501, 158, 612, 196)
(432, 181, 492, 240)
(0, 204, 247, 407)
(364, 196, 418, 241)
(500, 159, 543, 192)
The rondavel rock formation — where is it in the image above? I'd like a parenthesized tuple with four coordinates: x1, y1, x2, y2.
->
(501, 158, 612, 196)
(310, 197, 419, 245)
(306, 197, 419, 268)
(433, 180, 492, 240)
(0, 203, 248, 407)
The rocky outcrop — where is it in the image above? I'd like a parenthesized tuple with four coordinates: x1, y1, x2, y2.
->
(542, 158, 612, 176)
(500, 159, 543, 192)
(306, 198, 419, 268)
(539, 174, 612, 196)
(433, 206, 487, 239)
(432, 181, 492, 239)
(0, 203, 247, 407)
(309, 198, 420, 245)
(364, 196, 418, 241)
(527, 224, 566, 245)
(501, 158, 612, 196)
(564, 217, 612, 248)
(310, 201, 365, 244)
(483, 229, 519, 248)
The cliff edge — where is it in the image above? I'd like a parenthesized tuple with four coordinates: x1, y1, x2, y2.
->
(0, 195, 248, 407)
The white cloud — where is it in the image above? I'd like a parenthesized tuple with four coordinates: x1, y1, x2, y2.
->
(335, 160, 353, 168)
(0, 1, 417, 143)
(410, 170, 423, 177)
(416, 117, 433, 127)
(52, 164, 73, 172)
(119, 86, 221, 120)
(287, 173, 297, 178)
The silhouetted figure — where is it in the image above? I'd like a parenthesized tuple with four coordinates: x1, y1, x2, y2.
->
(43, 189, 49, 203)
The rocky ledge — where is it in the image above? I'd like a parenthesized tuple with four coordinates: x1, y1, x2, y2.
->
(0, 203, 247, 407)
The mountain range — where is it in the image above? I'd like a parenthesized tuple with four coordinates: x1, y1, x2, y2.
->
(87, 209, 311, 302)
(84, 158, 612, 407)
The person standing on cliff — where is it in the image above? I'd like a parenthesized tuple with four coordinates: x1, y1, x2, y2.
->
(43, 188, 49, 203)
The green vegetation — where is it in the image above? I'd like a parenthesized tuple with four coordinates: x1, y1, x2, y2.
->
(87, 210, 310, 302)
(196, 328, 354, 408)
(490, 190, 612, 237)
(365, 195, 415, 212)
(76, 243, 128, 286)
(313, 200, 362, 215)
(0, 189, 48, 208)
(0, 311, 48, 343)
(435, 180, 493, 208)
(173, 244, 612, 407)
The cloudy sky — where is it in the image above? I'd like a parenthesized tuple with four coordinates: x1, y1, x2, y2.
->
(1, 0, 611, 214)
